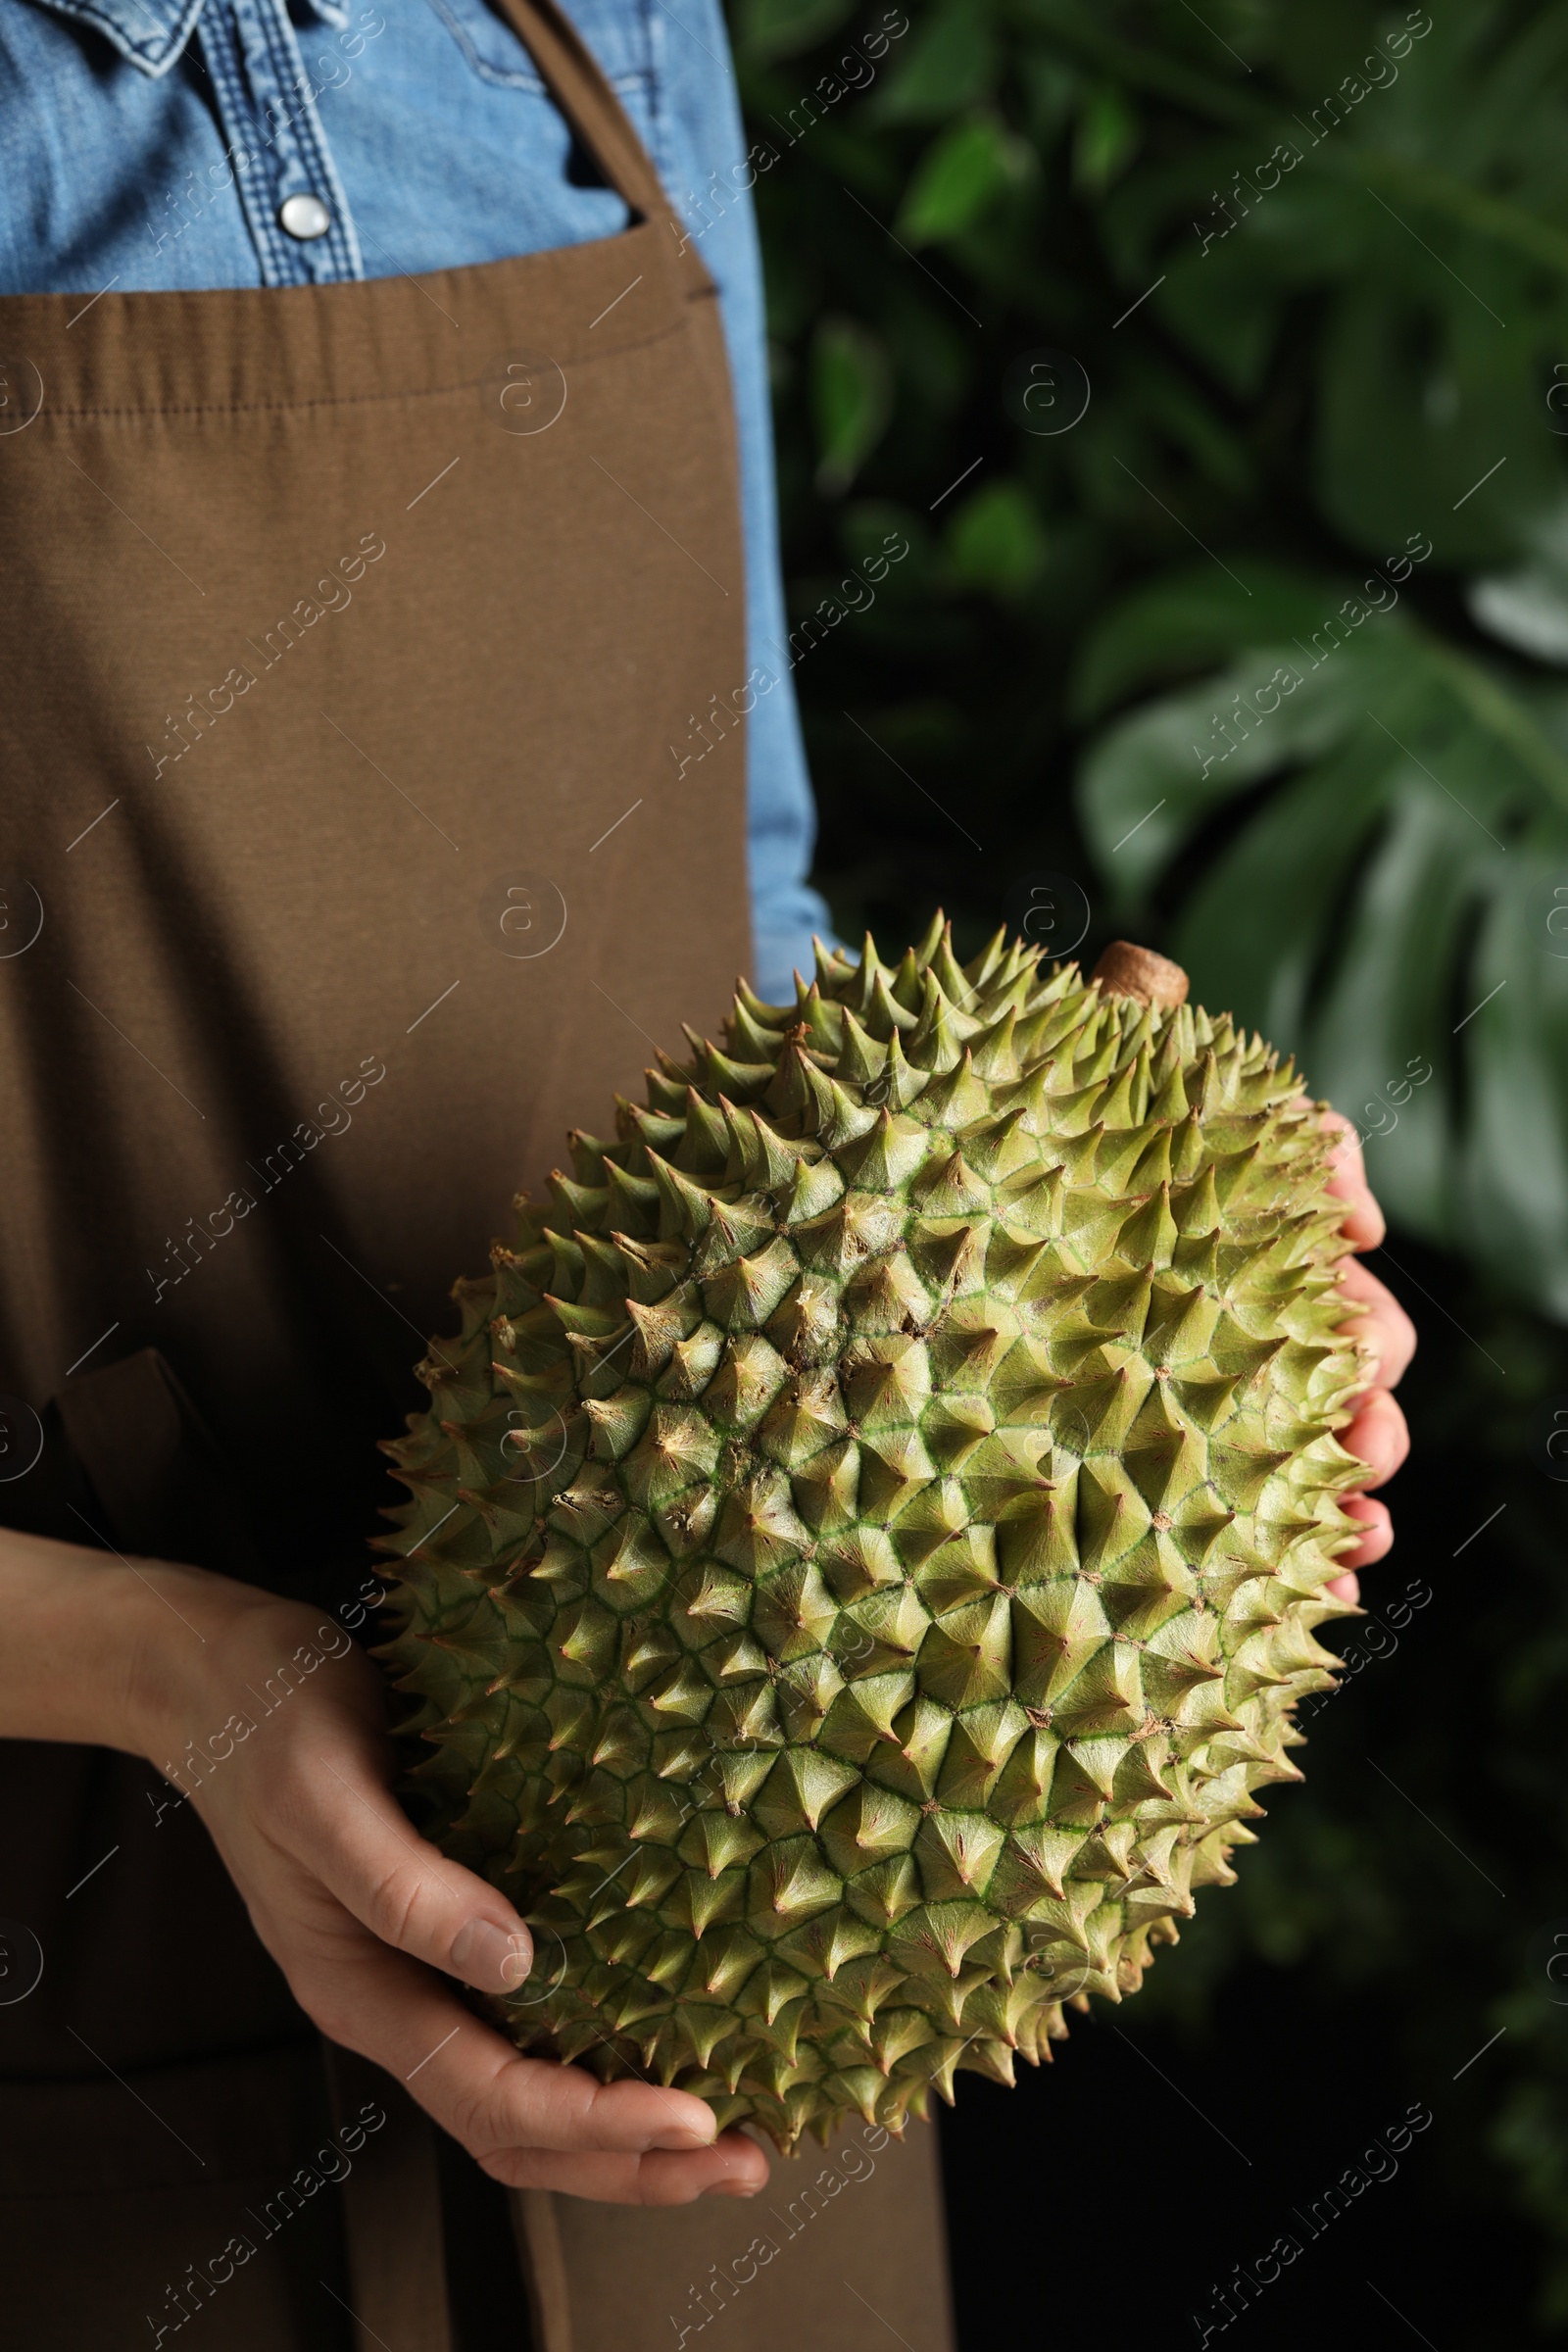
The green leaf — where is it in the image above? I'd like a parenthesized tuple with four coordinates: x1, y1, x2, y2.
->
(1018, 54, 1079, 148)
(809, 317, 892, 496)
(1313, 270, 1550, 568)
(1077, 8, 1568, 562)
(1168, 742, 1394, 1052)
(1079, 632, 1410, 903)
(1077, 563, 1568, 1308)
(896, 116, 1023, 246)
(1071, 562, 1369, 721)
(1150, 239, 1291, 402)
(944, 480, 1049, 597)
(1469, 503, 1568, 667)
(1461, 824, 1568, 1317)
(839, 499, 925, 573)
(1072, 82, 1140, 195)
(1303, 782, 1495, 1240)
(733, 0, 853, 64)
(871, 1, 997, 123)
(1012, 0, 1256, 129)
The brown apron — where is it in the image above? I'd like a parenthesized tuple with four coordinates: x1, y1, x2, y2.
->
(0, 4, 956, 2345)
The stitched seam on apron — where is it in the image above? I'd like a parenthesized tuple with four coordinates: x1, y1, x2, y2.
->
(24, 323, 692, 423)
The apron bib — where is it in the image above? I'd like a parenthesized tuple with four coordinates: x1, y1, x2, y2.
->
(0, 5, 955, 2342)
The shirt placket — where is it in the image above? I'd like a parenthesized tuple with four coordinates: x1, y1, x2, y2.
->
(196, 0, 364, 287)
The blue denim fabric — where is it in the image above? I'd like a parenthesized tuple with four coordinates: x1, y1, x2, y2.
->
(0, 0, 830, 1002)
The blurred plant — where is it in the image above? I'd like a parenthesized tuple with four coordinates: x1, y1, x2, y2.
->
(810, 315, 893, 493)
(1066, 0, 1568, 1319)
(1077, 549, 1568, 1314)
(730, 0, 1568, 1168)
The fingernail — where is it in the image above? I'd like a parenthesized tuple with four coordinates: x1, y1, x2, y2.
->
(451, 1919, 532, 1992)
(704, 2180, 762, 2197)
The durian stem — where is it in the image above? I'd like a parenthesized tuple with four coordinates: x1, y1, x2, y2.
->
(1091, 941, 1190, 1007)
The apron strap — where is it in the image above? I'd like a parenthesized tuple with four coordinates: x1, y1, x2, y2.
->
(511, 2188, 574, 2352)
(489, 0, 677, 229)
(326, 2041, 459, 2352)
(326, 2045, 577, 2350)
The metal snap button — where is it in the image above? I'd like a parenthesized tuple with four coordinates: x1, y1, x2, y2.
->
(278, 194, 332, 241)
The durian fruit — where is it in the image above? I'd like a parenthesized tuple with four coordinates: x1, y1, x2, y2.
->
(375, 921, 1366, 2150)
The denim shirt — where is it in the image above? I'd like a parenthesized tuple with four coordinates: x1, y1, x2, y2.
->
(0, 0, 829, 1004)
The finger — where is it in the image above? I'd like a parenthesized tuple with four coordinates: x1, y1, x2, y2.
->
(360, 1956, 718, 2154)
(289, 1927, 720, 2160)
(1325, 1495, 1394, 1602)
(271, 1740, 535, 1994)
(1340, 1388, 1409, 1490)
(480, 2130, 770, 2204)
(1316, 1107, 1386, 1250)
(1335, 1258, 1417, 1390)
(459, 2049, 720, 2160)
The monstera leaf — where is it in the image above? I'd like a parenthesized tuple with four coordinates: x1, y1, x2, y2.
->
(1076, 558, 1568, 1315)
(1054, 0, 1568, 568)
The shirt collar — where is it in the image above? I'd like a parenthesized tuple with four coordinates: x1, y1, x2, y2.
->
(27, 0, 350, 78)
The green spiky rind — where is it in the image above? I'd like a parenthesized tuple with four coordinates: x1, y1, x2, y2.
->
(373, 920, 1363, 2151)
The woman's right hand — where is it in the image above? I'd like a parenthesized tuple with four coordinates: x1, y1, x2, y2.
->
(2, 1531, 768, 2203)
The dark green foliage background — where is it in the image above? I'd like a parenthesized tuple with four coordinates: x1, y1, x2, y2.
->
(722, 0, 1568, 2335)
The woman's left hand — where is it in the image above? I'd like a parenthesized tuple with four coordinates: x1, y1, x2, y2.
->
(1317, 1108, 1417, 1602)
